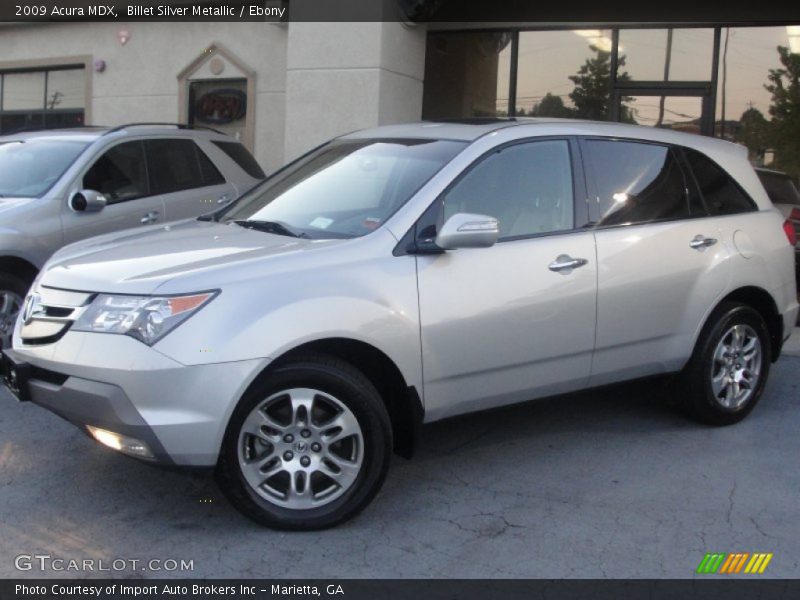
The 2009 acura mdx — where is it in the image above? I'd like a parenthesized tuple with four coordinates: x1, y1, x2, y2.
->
(2, 120, 798, 530)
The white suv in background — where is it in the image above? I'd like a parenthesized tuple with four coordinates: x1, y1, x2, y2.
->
(2, 120, 797, 530)
(0, 123, 265, 347)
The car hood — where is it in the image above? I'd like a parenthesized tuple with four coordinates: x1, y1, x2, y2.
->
(41, 219, 346, 294)
(0, 197, 35, 216)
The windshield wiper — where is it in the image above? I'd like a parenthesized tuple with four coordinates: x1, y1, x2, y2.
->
(231, 219, 309, 239)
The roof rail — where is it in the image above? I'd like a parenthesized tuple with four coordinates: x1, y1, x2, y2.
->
(102, 122, 225, 136)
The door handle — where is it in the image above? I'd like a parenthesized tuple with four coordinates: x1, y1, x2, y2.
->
(548, 254, 589, 273)
(690, 235, 717, 250)
(217, 194, 230, 204)
(140, 211, 159, 224)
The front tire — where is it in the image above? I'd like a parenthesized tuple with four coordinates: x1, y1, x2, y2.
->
(676, 302, 771, 426)
(216, 353, 392, 530)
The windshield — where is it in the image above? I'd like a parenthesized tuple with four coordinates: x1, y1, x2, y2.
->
(0, 139, 89, 198)
(758, 171, 800, 207)
(218, 138, 466, 239)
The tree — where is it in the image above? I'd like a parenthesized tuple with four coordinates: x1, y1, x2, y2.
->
(735, 106, 769, 164)
(764, 46, 800, 179)
(530, 93, 574, 118)
(568, 45, 635, 123)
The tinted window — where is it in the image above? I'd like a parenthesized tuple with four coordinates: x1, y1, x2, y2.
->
(145, 139, 213, 194)
(756, 171, 800, 207)
(196, 145, 225, 186)
(83, 141, 148, 203)
(443, 140, 574, 239)
(683, 148, 756, 215)
(585, 140, 694, 227)
(212, 141, 266, 179)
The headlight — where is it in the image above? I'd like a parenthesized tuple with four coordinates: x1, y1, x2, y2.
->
(72, 291, 217, 346)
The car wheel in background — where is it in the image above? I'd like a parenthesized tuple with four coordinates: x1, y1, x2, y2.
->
(0, 271, 31, 349)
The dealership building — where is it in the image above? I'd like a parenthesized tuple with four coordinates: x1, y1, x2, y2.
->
(0, 19, 799, 174)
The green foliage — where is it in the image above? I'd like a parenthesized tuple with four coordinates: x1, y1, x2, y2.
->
(568, 45, 635, 123)
(764, 46, 800, 179)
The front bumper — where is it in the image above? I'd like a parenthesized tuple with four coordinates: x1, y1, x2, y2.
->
(6, 332, 268, 466)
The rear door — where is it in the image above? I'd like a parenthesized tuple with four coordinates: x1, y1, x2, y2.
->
(61, 140, 166, 244)
(582, 137, 731, 386)
(415, 138, 598, 421)
(145, 138, 236, 221)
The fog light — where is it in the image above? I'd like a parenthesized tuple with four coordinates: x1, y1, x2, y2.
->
(86, 425, 155, 460)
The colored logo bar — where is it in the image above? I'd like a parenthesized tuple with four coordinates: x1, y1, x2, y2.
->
(696, 552, 773, 574)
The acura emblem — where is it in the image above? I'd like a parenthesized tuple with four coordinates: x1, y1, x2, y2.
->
(22, 293, 42, 325)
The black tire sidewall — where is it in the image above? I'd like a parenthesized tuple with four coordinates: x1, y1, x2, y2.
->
(0, 271, 32, 344)
(217, 357, 392, 530)
(693, 304, 771, 422)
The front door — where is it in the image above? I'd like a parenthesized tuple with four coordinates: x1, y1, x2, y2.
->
(415, 138, 598, 421)
(61, 140, 165, 245)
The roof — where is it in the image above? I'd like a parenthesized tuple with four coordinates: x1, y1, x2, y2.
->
(341, 119, 522, 142)
(0, 123, 231, 143)
(340, 117, 749, 160)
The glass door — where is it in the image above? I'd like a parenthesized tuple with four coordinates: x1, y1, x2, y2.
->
(612, 85, 714, 135)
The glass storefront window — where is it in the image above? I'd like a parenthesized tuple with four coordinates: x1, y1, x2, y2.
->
(422, 32, 512, 119)
(617, 29, 715, 82)
(627, 96, 703, 131)
(3, 72, 45, 111)
(716, 26, 800, 179)
(0, 67, 85, 134)
(46, 69, 85, 110)
(515, 29, 616, 120)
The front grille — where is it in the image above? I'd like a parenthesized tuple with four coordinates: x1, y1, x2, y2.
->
(20, 286, 95, 345)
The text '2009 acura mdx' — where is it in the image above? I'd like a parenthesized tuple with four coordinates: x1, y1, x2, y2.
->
(2, 120, 798, 530)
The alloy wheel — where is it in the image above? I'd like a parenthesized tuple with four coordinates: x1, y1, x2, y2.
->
(710, 324, 763, 410)
(237, 387, 364, 510)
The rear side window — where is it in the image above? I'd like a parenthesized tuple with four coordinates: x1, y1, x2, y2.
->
(212, 140, 266, 179)
(757, 171, 800, 207)
(683, 148, 756, 215)
(145, 139, 224, 194)
(584, 139, 697, 227)
(83, 141, 148, 204)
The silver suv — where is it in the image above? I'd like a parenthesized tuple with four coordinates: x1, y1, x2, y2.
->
(3, 120, 798, 530)
(0, 124, 265, 346)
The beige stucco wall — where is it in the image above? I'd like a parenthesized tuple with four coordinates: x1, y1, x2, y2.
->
(283, 21, 426, 160)
(0, 21, 428, 172)
(0, 22, 288, 173)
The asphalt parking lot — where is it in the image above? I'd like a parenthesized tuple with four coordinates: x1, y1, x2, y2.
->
(1, 333, 799, 579)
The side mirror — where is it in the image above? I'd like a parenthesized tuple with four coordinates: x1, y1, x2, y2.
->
(436, 213, 499, 250)
(69, 190, 107, 213)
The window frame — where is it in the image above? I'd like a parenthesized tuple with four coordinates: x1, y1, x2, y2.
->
(80, 139, 151, 206)
(579, 135, 712, 230)
(397, 136, 590, 255)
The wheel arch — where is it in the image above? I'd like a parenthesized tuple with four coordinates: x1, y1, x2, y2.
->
(707, 286, 783, 362)
(0, 255, 39, 285)
(241, 337, 424, 459)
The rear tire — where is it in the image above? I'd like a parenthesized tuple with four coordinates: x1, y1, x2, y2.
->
(0, 271, 32, 349)
(676, 302, 771, 426)
(216, 353, 392, 530)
